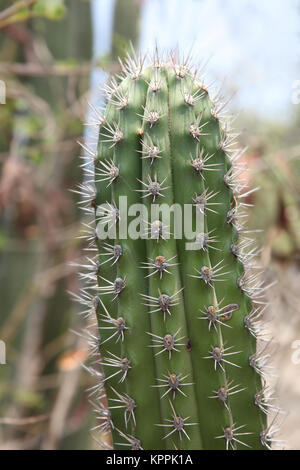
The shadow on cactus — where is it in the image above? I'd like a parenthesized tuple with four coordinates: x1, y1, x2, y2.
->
(74, 50, 281, 450)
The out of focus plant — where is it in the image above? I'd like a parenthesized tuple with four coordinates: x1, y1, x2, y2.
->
(0, 0, 145, 450)
(0, 0, 66, 29)
(0, 0, 93, 450)
(238, 113, 300, 261)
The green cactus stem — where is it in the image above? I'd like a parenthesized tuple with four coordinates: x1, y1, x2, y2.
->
(75, 50, 278, 450)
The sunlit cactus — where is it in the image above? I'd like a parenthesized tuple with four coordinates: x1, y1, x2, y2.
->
(74, 50, 281, 450)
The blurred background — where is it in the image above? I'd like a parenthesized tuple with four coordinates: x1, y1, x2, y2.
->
(0, 0, 299, 450)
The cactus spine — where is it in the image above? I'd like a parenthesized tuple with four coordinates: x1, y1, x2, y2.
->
(77, 51, 276, 450)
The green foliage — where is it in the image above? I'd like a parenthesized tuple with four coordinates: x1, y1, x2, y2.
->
(0, 0, 66, 29)
(33, 0, 66, 20)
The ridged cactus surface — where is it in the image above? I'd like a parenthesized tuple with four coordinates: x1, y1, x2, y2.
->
(77, 52, 275, 450)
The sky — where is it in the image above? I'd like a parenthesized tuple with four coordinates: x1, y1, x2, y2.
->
(139, 0, 300, 119)
(92, 0, 300, 120)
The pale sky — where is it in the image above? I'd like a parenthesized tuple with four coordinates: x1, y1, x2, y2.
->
(139, 0, 300, 119)
(92, 0, 300, 119)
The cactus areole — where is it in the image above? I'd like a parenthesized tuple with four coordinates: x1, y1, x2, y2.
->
(78, 51, 273, 450)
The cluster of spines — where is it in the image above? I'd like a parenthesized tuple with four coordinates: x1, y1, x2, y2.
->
(71, 49, 283, 450)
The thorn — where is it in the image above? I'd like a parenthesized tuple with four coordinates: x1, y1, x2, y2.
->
(141, 255, 178, 279)
(109, 387, 136, 428)
(138, 132, 163, 164)
(100, 121, 123, 148)
(260, 413, 286, 450)
(193, 189, 222, 215)
(254, 381, 282, 416)
(135, 173, 169, 202)
(71, 324, 101, 358)
(104, 77, 129, 109)
(143, 219, 171, 241)
(69, 288, 100, 318)
(190, 260, 230, 287)
(190, 146, 221, 178)
(98, 297, 128, 343)
(100, 352, 131, 383)
(147, 329, 185, 360)
(140, 288, 184, 320)
(194, 230, 220, 252)
(70, 183, 96, 211)
(153, 372, 193, 400)
(204, 345, 242, 372)
(189, 115, 210, 141)
(169, 48, 196, 79)
(215, 424, 253, 450)
(115, 428, 143, 450)
(77, 220, 99, 248)
(72, 255, 101, 284)
(209, 380, 246, 410)
(118, 45, 145, 80)
(156, 400, 197, 441)
(78, 140, 97, 159)
(181, 72, 205, 106)
(81, 364, 105, 397)
(98, 275, 126, 301)
(99, 242, 123, 266)
(199, 301, 238, 331)
(146, 67, 162, 92)
(249, 340, 276, 378)
(94, 159, 120, 187)
(90, 396, 113, 433)
(97, 201, 120, 230)
(138, 106, 165, 128)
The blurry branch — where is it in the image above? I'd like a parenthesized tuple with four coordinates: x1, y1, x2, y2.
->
(0, 414, 49, 426)
(42, 339, 85, 450)
(41, 332, 74, 367)
(0, 0, 36, 26)
(0, 61, 120, 76)
(33, 372, 92, 392)
(0, 436, 41, 450)
(0, 62, 92, 76)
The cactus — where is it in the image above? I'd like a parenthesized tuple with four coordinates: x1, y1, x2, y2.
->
(76, 51, 279, 450)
